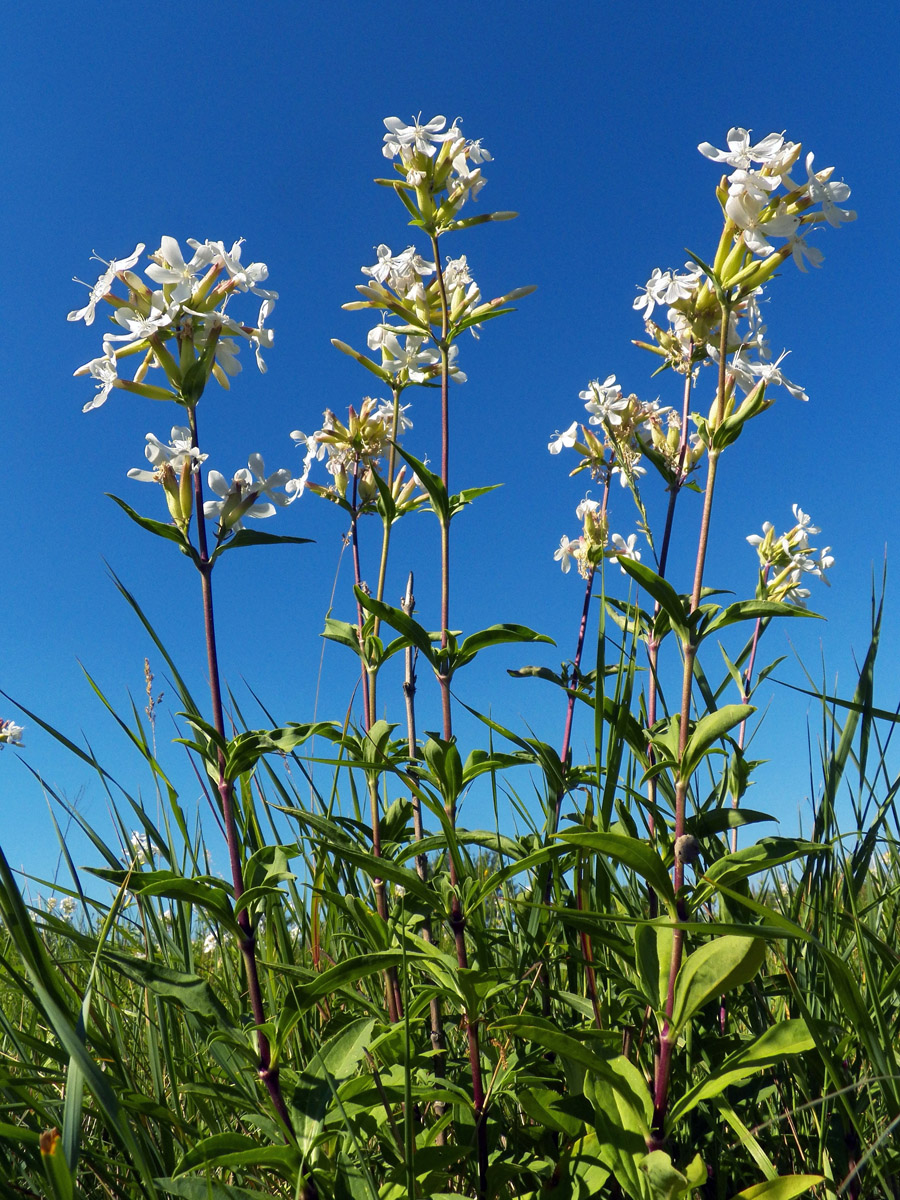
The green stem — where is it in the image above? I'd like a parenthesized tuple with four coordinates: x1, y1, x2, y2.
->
(650, 304, 731, 1149)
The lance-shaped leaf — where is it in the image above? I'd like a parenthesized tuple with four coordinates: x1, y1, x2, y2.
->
(453, 623, 555, 670)
(392, 444, 450, 522)
(615, 557, 691, 641)
(101, 950, 233, 1028)
(728, 1178, 824, 1200)
(449, 483, 501, 515)
(107, 495, 199, 562)
(268, 951, 427, 1014)
(354, 588, 438, 662)
(679, 704, 754, 782)
(670, 935, 766, 1035)
(669, 1019, 814, 1124)
(693, 838, 827, 907)
(557, 829, 676, 910)
(210, 529, 312, 564)
(700, 599, 821, 640)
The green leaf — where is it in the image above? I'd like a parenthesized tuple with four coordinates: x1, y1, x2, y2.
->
(267, 952, 423, 1013)
(448, 483, 502, 515)
(669, 1019, 814, 1124)
(634, 923, 674, 1013)
(701, 599, 821, 638)
(392, 444, 449, 523)
(210, 528, 312, 562)
(685, 807, 774, 837)
(729, 1177, 823, 1200)
(680, 704, 754, 780)
(455, 623, 555, 668)
(106, 494, 197, 560)
(639, 1150, 706, 1199)
(354, 588, 437, 662)
(557, 830, 676, 909)
(693, 838, 827, 907)
(671, 935, 766, 1035)
(155, 1179, 265, 1200)
(101, 950, 232, 1026)
(175, 1133, 300, 1176)
(615, 557, 690, 640)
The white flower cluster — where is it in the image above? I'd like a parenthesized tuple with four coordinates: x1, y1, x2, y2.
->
(553, 497, 643, 581)
(699, 128, 854, 268)
(747, 504, 834, 607)
(291, 398, 419, 507)
(0, 719, 24, 746)
(382, 114, 491, 210)
(70, 237, 277, 413)
(129, 830, 160, 865)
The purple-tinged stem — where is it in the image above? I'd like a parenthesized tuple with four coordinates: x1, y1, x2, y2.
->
(187, 406, 294, 1141)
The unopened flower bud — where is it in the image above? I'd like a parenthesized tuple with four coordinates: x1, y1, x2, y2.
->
(357, 468, 378, 503)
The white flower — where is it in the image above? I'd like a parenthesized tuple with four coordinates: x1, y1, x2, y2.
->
(104, 291, 174, 344)
(373, 398, 413, 436)
(581, 376, 630, 427)
(633, 268, 670, 321)
(60, 897, 77, 919)
(0, 720, 24, 746)
(369, 328, 440, 382)
(209, 238, 273, 295)
(443, 254, 474, 293)
(382, 114, 458, 159)
(575, 497, 601, 520)
(553, 534, 582, 574)
(609, 532, 642, 573)
(788, 153, 856, 226)
(204, 456, 293, 531)
(252, 297, 275, 373)
(611, 460, 647, 487)
(202, 932, 217, 955)
(698, 128, 789, 170)
(127, 427, 206, 482)
(549, 421, 579, 455)
(75, 345, 119, 413)
(145, 236, 217, 304)
(729, 348, 808, 403)
(129, 831, 154, 865)
(362, 244, 435, 297)
(68, 243, 145, 325)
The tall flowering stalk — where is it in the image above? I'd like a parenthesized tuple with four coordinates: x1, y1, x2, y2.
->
(308, 113, 534, 1198)
(70, 238, 305, 1140)
(549, 126, 853, 1168)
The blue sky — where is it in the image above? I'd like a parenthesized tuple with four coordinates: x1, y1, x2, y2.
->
(1, 1, 896, 886)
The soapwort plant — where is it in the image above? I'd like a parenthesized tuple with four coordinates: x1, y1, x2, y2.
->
(3, 119, 898, 1200)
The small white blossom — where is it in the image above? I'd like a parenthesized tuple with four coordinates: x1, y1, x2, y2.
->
(0, 720, 24, 746)
(382, 114, 458, 159)
(698, 128, 790, 171)
(75, 345, 119, 413)
(553, 534, 582, 574)
(145, 236, 217, 304)
(609, 532, 642, 573)
(68, 243, 145, 325)
(549, 421, 579, 455)
(127, 427, 206, 483)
